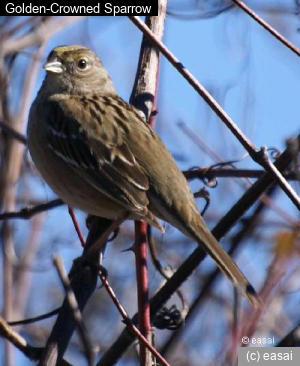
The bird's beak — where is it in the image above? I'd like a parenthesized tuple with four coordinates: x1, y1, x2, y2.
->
(43, 60, 63, 74)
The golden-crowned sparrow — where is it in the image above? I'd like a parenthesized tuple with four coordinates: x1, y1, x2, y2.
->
(27, 45, 258, 304)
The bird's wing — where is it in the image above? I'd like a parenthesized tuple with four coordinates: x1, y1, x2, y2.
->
(44, 95, 150, 213)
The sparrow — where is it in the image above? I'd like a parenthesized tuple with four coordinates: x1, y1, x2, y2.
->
(27, 45, 258, 305)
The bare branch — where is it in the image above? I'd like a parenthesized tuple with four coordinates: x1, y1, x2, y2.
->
(130, 8, 167, 120)
(0, 121, 27, 145)
(53, 255, 94, 366)
(1, 17, 86, 56)
(0, 316, 43, 361)
(68, 207, 85, 247)
(97, 270, 170, 366)
(183, 168, 299, 181)
(8, 308, 60, 327)
(38, 217, 112, 366)
(232, 0, 300, 57)
(0, 316, 72, 365)
(0, 199, 64, 221)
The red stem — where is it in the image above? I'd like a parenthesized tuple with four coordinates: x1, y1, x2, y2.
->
(68, 207, 85, 247)
(134, 220, 151, 365)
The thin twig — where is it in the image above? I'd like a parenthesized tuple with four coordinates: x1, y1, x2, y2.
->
(0, 316, 71, 365)
(52, 255, 94, 366)
(232, 0, 300, 57)
(68, 207, 85, 247)
(178, 121, 223, 163)
(0, 17, 41, 41)
(260, 193, 300, 228)
(1, 17, 86, 56)
(0, 199, 64, 221)
(129, 16, 300, 211)
(0, 316, 43, 361)
(0, 121, 27, 144)
(97, 270, 171, 366)
(8, 307, 61, 327)
(38, 217, 112, 366)
(183, 168, 298, 181)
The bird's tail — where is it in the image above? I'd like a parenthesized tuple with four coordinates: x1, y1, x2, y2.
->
(190, 216, 261, 307)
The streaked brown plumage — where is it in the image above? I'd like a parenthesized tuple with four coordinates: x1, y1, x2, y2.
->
(27, 45, 259, 305)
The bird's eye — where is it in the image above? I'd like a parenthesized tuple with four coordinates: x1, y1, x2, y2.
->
(77, 58, 88, 70)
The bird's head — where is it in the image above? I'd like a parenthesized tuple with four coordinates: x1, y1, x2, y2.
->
(42, 45, 116, 95)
